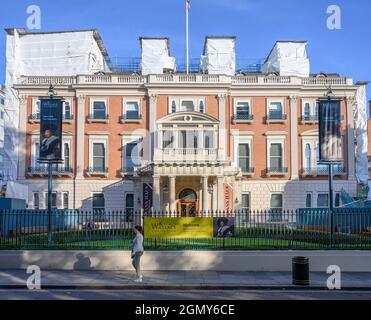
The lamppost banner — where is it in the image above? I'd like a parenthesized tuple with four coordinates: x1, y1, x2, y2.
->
(318, 99, 342, 162)
(39, 98, 63, 162)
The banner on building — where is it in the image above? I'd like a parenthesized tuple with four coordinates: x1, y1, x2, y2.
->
(224, 183, 233, 212)
(144, 217, 235, 239)
(318, 98, 342, 162)
(143, 183, 153, 213)
(39, 98, 63, 162)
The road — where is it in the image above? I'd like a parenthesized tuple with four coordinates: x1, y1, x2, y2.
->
(1, 289, 371, 300)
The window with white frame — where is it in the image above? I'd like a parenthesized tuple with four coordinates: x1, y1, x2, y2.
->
(241, 193, 250, 214)
(63, 141, 71, 169)
(305, 192, 312, 208)
(62, 192, 69, 209)
(92, 193, 105, 213)
(33, 192, 40, 209)
(204, 131, 214, 149)
(199, 100, 205, 113)
(238, 143, 251, 172)
(92, 142, 106, 171)
(180, 100, 195, 112)
(235, 101, 251, 120)
(125, 193, 134, 221)
(45, 192, 57, 209)
(32, 140, 41, 168)
(269, 142, 283, 170)
(179, 130, 198, 149)
(317, 193, 329, 208)
(268, 100, 284, 119)
(270, 193, 283, 222)
(302, 100, 319, 121)
(63, 100, 72, 119)
(124, 99, 140, 120)
(32, 99, 41, 119)
(125, 142, 141, 172)
(163, 131, 174, 149)
(304, 143, 312, 169)
(91, 100, 107, 119)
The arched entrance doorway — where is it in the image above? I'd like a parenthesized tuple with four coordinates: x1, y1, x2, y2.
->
(177, 189, 198, 217)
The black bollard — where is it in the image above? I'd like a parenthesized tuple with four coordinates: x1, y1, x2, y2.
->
(292, 256, 309, 286)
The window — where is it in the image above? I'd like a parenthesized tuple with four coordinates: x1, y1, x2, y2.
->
(33, 141, 40, 167)
(179, 130, 198, 149)
(335, 192, 341, 208)
(125, 142, 140, 172)
(63, 142, 70, 169)
(269, 143, 283, 169)
(270, 193, 283, 222)
(125, 101, 140, 120)
(241, 193, 250, 215)
(92, 142, 106, 170)
(303, 103, 310, 119)
(305, 144, 311, 169)
(33, 193, 39, 209)
(125, 193, 134, 222)
(92, 101, 107, 119)
(235, 101, 250, 120)
(317, 193, 329, 208)
(64, 101, 72, 119)
(204, 131, 214, 149)
(45, 192, 57, 209)
(238, 143, 250, 172)
(305, 193, 312, 208)
(163, 131, 174, 149)
(92, 193, 105, 214)
(34, 100, 41, 118)
(302, 100, 318, 121)
(199, 100, 205, 113)
(171, 100, 177, 113)
(268, 101, 283, 119)
(180, 100, 195, 112)
(62, 192, 69, 209)
(315, 142, 327, 171)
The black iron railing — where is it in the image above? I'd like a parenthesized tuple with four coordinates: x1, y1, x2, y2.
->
(1, 209, 371, 250)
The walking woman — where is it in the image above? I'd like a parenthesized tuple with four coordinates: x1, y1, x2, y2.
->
(131, 225, 144, 283)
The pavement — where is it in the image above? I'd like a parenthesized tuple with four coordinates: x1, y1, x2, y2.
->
(0, 270, 371, 290)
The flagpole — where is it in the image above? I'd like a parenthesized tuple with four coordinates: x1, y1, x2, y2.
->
(186, 0, 189, 74)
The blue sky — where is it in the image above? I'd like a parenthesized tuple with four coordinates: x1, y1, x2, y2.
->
(0, 0, 370, 100)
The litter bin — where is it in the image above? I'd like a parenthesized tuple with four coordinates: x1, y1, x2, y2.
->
(292, 256, 309, 286)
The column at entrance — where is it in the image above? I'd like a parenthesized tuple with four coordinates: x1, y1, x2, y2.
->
(153, 176, 161, 211)
(201, 176, 208, 212)
(169, 176, 176, 212)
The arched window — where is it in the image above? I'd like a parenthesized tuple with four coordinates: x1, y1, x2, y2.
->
(305, 143, 311, 169)
(171, 100, 176, 113)
(179, 189, 197, 200)
(199, 100, 205, 113)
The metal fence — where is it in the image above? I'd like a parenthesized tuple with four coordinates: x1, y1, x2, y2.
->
(1, 209, 371, 250)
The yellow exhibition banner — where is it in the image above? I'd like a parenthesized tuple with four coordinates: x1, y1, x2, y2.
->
(144, 217, 214, 239)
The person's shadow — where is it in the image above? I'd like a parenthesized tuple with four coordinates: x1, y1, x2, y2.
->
(73, 253, 92, 270)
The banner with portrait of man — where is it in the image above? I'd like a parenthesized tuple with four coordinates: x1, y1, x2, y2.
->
(39, 98, 63, 162)
(318, 98, 342, 162)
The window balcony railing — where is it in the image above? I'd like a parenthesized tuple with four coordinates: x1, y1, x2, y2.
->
(29, 114, 40, 123)
(266, 167, 288, 175)
(266, 114, 287, 123)
(28, 166, 73, 176)
(120, 114, 142, 123)
(240, 167, 255, 175)
(302, 166, 346, 176)
(301, 115, 318, 123)
(63, 114, 74, 122)
(155, 148, 218, 162)
(87, 114, 109, 123)
(232, 113, 254, 123)
(86, 167, 109, 176)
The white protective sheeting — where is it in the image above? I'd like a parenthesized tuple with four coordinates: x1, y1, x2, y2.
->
(3, 29, 110, 199)
(5, 181, 28, 202)
(140, 38, 176, 75)
(200, 37, 236, 75)
(262, 41, 310, 77)
(354, 85, 368, 185)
